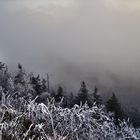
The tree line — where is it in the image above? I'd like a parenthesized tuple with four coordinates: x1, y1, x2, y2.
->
(0, 62, 140, 127)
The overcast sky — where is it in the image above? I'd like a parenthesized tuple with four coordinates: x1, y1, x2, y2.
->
(1, 0, 140, 101)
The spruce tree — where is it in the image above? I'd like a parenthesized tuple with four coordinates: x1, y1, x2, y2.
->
(128, 107, 140, 128)
(106, 93, 124, 123)
(0, 62, 11, 92)
(69, 92, 74, 108)
(14, 64, 26, 86)
(30, 75, 42, 95)
(0, 62, 5, 70)
(93, 86, 102, 106)
(41, 78, 47, 92)
(55, 86, 63, 102)
(75, 81, 92, 106)
(63, 95, 68, 108)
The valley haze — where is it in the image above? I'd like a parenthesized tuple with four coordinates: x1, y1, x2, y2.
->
(0, 0, 140, 106)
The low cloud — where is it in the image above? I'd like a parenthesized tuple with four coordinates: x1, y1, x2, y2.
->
(0, 0, 140, 105)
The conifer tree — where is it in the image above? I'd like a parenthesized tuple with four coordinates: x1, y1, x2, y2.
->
(69, 92, 74, 108)
(30, 75, 42, 95)
(106, 93, 124, 123)
(0, 62, 5, 71)
(55, 86, 63, 102)
(41, 78, 47, 92)
(128, 107, 140, 128)
(63, 95, 68, 108)
(75, 81, 92, 107)
(14, 64, 26, 86)
(0, 62, 11, 92)
(93, 86, 102, 106)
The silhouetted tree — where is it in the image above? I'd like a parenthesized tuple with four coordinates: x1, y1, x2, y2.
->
(0, 62, 5, 71)
(30, 75, 42, 95)
(41, 78, 47, 92)
(55, 86, 63, 102)
(69, 92, 74, 108)
(46, 73, 50, 92)
(14, 64, 26, 86)
(0, 63, 11, 92)
(75, 81, 92, 107)
(63, 95, 68, 108)
(128, 107, 140, 128)
(93, 86, 102, 106)
(106, 93, 124, 124)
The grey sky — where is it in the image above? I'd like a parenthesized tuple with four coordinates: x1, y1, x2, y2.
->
(1, 0, 140, 103)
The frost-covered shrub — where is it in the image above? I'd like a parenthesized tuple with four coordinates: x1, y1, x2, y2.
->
(0, 94, 140, 140)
